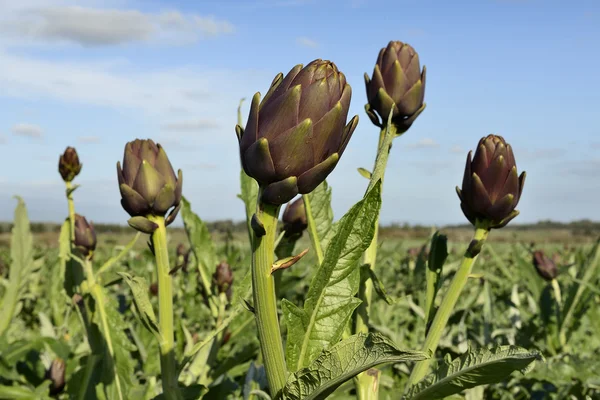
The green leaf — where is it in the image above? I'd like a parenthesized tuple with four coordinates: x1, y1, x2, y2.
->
(117, 272, 160, 339)
(357, 168, 372, 180)
(425, 232, 448, 329)
(305, 181, 335, 252)
(282, 333, 427, 400)
(96, 233, 141, 278)
(283, 182, 382, 371)
(0, 384, 37, 400)
(238, 169, 259, 243)
(0, 197, 34, 336)
(180, 196, 218, 302)
(363, 265, 395, 305)
(403, 345, 543, 400)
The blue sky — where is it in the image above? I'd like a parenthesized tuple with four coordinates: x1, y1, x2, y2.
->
(0, 0, 598, 226)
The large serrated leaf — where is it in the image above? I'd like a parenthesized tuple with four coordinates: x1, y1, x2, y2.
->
(0, 197, 34, 336)
(282, 333, 427, 400)
(284, 183, 382, 371)
(118, 272, 160, 338)
(180, 196, 218, 299)
(403, 345, 543, 400)
(305, 181, 334, 252)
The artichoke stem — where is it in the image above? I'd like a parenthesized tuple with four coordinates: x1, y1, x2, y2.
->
(354, 117, 396, 400)
(406, 227, 489, 390)
(65, 181, 76, 242)
(148, 215, 182, 400)
(302, 194, 324, 265)
(252, 194, 287, 397)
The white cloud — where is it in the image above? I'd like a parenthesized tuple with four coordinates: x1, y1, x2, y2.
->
(450, 145, 463, 154)
(78, 135, 100, 143)
(296, 37, 319, 48)
(161, 119, 220, 132)
(406, 138, 439, 149)
(12, 123, 43, 138)
(0, 5, 234, 47)
(0, 133, 6, 144)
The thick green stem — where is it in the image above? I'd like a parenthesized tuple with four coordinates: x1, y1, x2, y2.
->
(66, 181, 76, 241)
(252, 197, 287, 398)
(149, 216, 182, 400)
(354, 122, 397, 400)
(83, 258, 124, 400)
(406, 228, 489, 388)
(302, 194, 324, 265)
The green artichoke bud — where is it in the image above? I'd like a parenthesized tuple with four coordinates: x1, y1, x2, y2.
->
(533, 250, 558, 281)
(117, 139, 183, 232)
(58, 146, 82, 183)
(282, 197, 308, 238)
(46, 358, 66, 396)
(213, 261, 233, 301)
(73, 214, 96, 257)
(365, 41, 426, 131)
(456, 134, 526, 229)
(237, 59, 358, 205)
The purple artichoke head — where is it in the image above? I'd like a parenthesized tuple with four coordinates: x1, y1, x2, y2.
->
(456, 134, 526, 229)
(365, 41, 426, 132)
(117, 139, 182, 233)
(533, 250, 558, 281)
(58, 147, 82, 183)
(282, 197, 308, 238)
(237, 59, 358, 205)
(73, 214, 96, 257)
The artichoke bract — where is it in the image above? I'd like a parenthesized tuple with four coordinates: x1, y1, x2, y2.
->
(117, 139, 182, 233)
(58, 147, 82, 183)
(533, 250, 558, 281)
(282, 197, 308, 238)
(365, 41, 426, 131)
(237, 59, 358, 205)
(456, 134, 526, 229)
(73, 214, 96, 257)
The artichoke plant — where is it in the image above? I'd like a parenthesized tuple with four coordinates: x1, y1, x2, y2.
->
(282, 197, 308, 238)
(456, 134, 526, 229)
(237, 59, 358, 205)
(533, 250, 558, 281)
(365, 40, 426, 131)
(46, 358, 66, 396)
(58, 147, 82, 183)
(116, 139, 182, 233)
(213, 262, 234, 301)
(73, 214, 96, 257)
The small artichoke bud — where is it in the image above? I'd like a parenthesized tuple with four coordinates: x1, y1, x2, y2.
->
(117, 139, 183, 231)
(237, 59, 358, 205)
(365, 41, 426, 131)
(282, 197, 308, 238)
(456, 134, 526, 229)
(58, 147, 82, 183)
(149, 282, 158, 297)
(46, 358, 66, 396)
(73, 214, 96, 257)
(533, 250, 558, 281)
(213, 262, 234, 301)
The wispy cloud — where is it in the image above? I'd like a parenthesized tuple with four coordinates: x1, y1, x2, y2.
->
(406, 138, 440, 149)
(12, 123, 43, 138)
(450, 145, 463, 154)
(0, 6, 235, 47)
(78, 135, 100, 143)
(161, 119, 220, 132)
(296, 37, 319, 48)
(0, 133, 6, 144)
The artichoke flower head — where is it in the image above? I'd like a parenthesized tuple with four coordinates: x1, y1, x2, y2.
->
(117, 139, 182, 233)
(237, 59, 358, 205)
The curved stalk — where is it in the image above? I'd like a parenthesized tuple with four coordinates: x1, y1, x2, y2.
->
(406, 227, 489, 389)
(302, 194, 324, 265)
(354, 117, 397, 400)
(252, 196, 287, 397)
(148, 215, 182, 400)
(65, 181, 76, 241)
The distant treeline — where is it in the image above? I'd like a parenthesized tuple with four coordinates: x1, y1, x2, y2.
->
(1, 219, 599, 237)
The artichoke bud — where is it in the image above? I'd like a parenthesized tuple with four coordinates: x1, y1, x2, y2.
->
(58, 147, 82, 183)
(365, 41, 426, 132)
(46, 358, 66, 396)
(117, 139, 183, 231)
(281, 197, 308, 238)
(456, 134, 526, 230)
(73, 214, 96, 257)
(533, 250, 558, 281)
(213, 262, 234, 301)
(238, 59, 358, 205)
